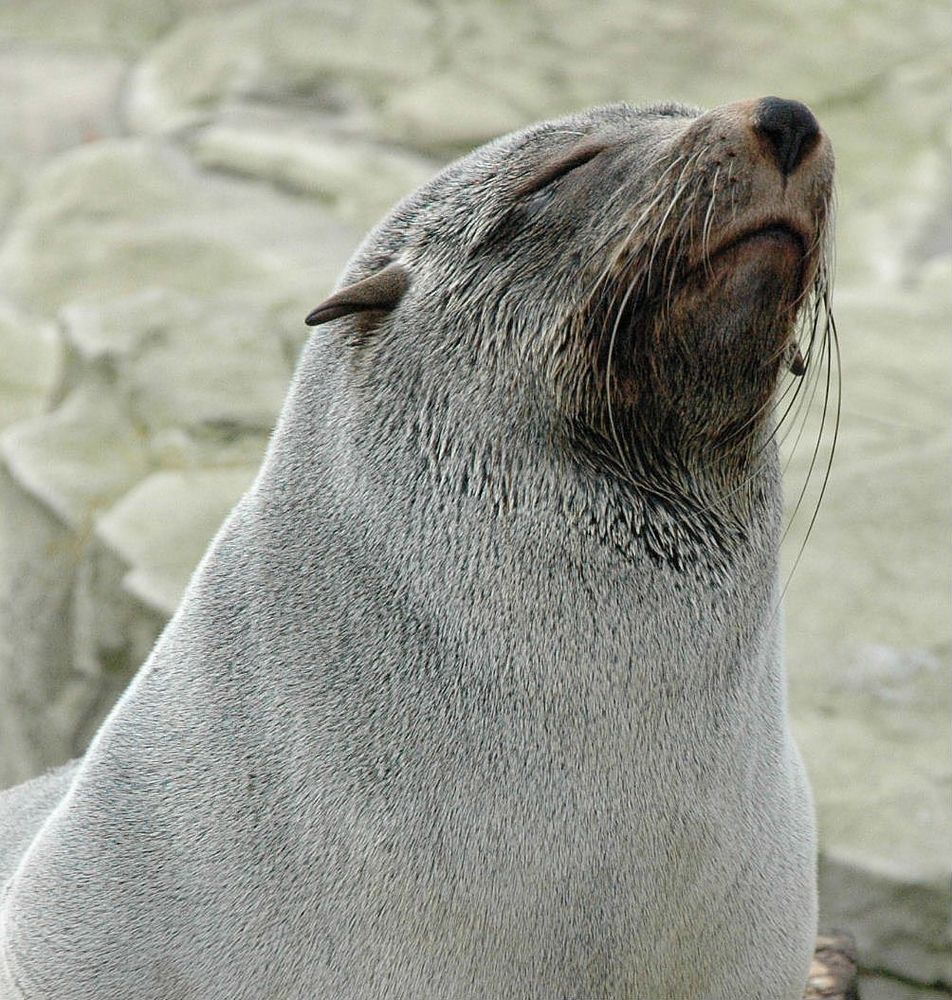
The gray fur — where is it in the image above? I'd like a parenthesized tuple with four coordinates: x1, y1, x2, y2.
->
(0, 100, 833, 998)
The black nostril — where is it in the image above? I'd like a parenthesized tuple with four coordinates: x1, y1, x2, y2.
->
(754, 97, 820, 176)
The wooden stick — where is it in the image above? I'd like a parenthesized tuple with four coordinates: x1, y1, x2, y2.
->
(805, 931, 860, 1000)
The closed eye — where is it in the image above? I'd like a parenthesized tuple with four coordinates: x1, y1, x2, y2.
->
(512, 140, 609, 200)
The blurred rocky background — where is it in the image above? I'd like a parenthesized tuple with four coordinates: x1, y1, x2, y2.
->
(0, 1, 948, 996)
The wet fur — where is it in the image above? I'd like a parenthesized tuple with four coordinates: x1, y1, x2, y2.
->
(0, 102, 834, 998)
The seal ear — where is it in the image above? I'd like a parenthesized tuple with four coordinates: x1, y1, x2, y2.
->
(305, 263, 409, 327)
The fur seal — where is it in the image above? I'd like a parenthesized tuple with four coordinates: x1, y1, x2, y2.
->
(0, 97, 834, 999)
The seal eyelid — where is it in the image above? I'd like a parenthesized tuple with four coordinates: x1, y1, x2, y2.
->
(305, 262, 409, 327)
(512, 140, 609, 200)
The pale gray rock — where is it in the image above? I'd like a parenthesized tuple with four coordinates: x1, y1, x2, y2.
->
(0, 463, 78, 787)
(0, 44, 125, 163)
(124, 0, 951, 162)
(60, 289, 295, 444)
(70, 523, 167, 735)
(0, 286, 332, 784)
(190, 106, 437, 228)
(126, 0, 439, 136)
(1, 383, 148, 531)
(46, 468, 258, 770)
(0, 0, 175, 52)
(822, 50, 952, 286)
(377, 72, 532, 155)
(860, 973, 952, 1000)
(0, 141, 258, 313)
(0, 385, 150, 786)
(0, 138, 355, 315)
(0, 0, 246, 53)
(0, 159, 18, 222)
(783, 275, 951, 989)
(0, 288, 291, 784)
(0, 301, 60, 431)
(820, 848, 952, 989)
(0, 138, 357, 785)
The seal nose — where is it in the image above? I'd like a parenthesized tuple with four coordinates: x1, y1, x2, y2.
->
(754, 97, 820, 176)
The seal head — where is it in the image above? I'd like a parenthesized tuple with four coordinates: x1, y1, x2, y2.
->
(308, 97, 833, 522)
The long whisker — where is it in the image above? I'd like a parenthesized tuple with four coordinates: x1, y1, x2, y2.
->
(643, 149, 706, 294)
(777, 285, 830, 466)
(780, 294, 834, 548)
(688, 253, 834, 517)
(780, 306, 840, 601)
(581, 152, 702, 504)
(700, 166, 721, 279)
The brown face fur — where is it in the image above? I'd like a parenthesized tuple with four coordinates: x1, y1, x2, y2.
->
(548, 100, 834, 487)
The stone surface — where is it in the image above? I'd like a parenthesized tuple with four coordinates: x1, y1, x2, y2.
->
(0, 463, 80, 786)
(820, 850, 952, 990)
(126, 0, 440, 136)
(0, 43, 125, 162)
(0, 139, 354, 315)
(0, 160, 18, 223)
(0, 133, 358, 786)
(1, 384, 149, 531)
(0, 0, 245, 53)
(190, 106, 437, 227)
(0, 302, 60, 431)
(61, 289, 295, 445)
(860, 974, 952, 1000)
(783, 276, 952, 988)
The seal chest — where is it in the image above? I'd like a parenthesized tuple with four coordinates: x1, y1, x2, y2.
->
(0, 98, 834, 1000)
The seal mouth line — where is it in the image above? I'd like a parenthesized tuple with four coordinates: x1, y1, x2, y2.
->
(703, 220, 808, 266)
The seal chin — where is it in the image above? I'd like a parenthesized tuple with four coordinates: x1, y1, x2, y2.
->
(673, 222, 806, 337)
(666, 233, 803, 365)
(697, 220, 812, 304)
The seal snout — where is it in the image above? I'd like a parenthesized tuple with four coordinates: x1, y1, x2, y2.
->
(753, 97, 821, 177)
(674, 95, 832, 289)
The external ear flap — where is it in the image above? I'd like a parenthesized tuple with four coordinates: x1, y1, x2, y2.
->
(305, 262, 409, 327)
